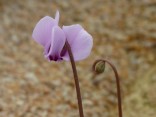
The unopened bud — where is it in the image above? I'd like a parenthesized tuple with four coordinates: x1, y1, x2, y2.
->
(94, 61, 105, 74)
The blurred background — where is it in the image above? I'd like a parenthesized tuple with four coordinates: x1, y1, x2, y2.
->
(0, 0, 156, 117)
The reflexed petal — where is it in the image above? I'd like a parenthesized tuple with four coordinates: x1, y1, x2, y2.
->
(63, 24, 83, 45)
(45, 26, 66, 61)
(62, 25, 93, 61)
(55, 10, 60, 25)
(32, 16, 57, 47)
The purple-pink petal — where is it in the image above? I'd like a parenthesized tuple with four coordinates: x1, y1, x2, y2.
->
(32, 16, 57, 47)
(32, 11, 93, 62)
(44, 26, 66, 61)
(63, 24, 82, 45)
(55, 10, 60, 25)
(62, 25, 93, 61)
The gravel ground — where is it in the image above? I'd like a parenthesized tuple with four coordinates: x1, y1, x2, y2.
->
(0, 0, 156, 117)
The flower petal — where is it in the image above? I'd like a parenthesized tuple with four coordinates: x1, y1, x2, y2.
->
(55, 10, 60, 25)
(63, 25, 93, 61)
(63, 24, 83, 45)
(45, 26, 66, 61)
(32, 16, 57, 47)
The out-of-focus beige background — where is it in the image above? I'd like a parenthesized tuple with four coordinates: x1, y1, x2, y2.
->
(0, 0, 156, 117)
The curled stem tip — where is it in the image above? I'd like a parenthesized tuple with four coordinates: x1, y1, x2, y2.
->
(92, 59, 123, 117)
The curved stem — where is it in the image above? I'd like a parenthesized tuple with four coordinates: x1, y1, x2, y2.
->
(65, 41, 84, 117)
(93, 59, 123, 117)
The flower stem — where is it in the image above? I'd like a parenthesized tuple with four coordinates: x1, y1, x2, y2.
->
(93, 59, 123, 117)
(65, 41, 84, 117)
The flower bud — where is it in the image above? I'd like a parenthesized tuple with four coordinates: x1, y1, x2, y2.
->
(94, 61, 105, 74)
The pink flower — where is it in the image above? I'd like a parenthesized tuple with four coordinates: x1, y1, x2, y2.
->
(32, 11, 93, 61)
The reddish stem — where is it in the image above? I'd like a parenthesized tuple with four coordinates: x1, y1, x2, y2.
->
(93, 59, 123, 117)
(65, 41, 84, 117)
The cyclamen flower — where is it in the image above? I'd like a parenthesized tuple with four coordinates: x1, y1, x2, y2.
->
(32, 11, 93, 61)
